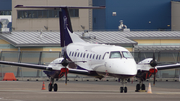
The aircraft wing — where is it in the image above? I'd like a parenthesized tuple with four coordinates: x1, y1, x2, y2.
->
(156, 63, 180, 70)
(68, 68, 90, 75)
(0, 60, 96, 77)
(0, 61, 53, 71)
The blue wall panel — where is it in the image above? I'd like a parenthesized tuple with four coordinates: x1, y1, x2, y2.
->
(93, 0, 106, 30)
(106, 0, 172, 30)
(0, 0, 12, 10)
(93, 0, 180, 30)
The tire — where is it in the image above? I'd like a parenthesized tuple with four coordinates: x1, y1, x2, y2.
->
(124, 87, 127, 93)
(136, 84, 140, 91)
(48, 83, 52, 92)
(54, 83, 58, 92)
(120, 87, 123, 93)
(142, 84, 145, 90)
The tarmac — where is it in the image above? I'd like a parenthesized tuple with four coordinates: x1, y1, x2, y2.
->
(0, 80, 180, 101)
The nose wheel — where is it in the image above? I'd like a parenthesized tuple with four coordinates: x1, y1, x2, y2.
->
(120, 79, 128, 93)
(120, 87, 127, 93)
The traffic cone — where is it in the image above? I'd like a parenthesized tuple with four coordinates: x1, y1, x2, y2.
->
(147, 83, 152, 94)
(42, 81, 46, 90)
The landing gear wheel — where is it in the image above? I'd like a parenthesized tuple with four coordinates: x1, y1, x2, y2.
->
(136, 84, 140, 92)
(120, 87, 123, 93)
(120, 87, 128, 93)
(54, 83, 58, 92)
(124, 87, 127, 93)
(48, 83, 52, 92)
(142, 84, 145, 90)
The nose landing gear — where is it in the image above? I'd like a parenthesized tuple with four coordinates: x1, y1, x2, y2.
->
(120, 79, 128, 93)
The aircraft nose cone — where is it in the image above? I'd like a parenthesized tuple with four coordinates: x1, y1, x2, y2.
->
(110, 59, 137, 76)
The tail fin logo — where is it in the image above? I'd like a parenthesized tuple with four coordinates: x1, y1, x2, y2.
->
(63, 16, 67, 29)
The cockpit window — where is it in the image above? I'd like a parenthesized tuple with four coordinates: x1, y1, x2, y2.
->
(122, 51, 133, 58)
(109, 51, 122, 58)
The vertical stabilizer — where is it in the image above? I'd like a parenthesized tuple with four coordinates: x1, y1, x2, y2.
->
(59, 8, 85, 47)
(59, 8, 73, 47)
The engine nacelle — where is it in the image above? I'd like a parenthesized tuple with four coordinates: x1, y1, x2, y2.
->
(60, 68, 69, 73)
(58, 68, 69, 78)
(149, 68, 158, 74)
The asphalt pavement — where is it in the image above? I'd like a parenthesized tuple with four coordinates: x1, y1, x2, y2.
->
(0, 81, 179, 101)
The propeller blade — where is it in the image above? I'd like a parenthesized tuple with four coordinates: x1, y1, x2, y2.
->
(65, 66, 67, 85)
(153, 52, 155, 61)
(152, 52, 157, 85)
(153, 69, 156, 85)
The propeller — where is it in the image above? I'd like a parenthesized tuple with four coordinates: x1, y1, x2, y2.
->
(61, 51, 69, 85)
(58, 51, 86, 85)
(149, 52, 157, 85)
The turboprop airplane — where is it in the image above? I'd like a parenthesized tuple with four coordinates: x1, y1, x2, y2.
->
(0, 5, 180, 93)
(135, 55, 180, 92)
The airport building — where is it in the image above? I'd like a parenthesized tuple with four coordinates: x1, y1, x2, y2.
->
(1, 0, 180, 31)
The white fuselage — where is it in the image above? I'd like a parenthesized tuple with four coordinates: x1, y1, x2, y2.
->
(49, 42, 137, 79)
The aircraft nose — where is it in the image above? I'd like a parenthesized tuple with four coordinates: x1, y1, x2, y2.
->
(107, 59, 137, 76)
(124, 59, 137, 75)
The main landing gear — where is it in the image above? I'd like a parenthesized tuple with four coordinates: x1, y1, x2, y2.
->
(48, 78, 58, 92)
(120, 79, 128, 93)
(135, 81, 146, 92)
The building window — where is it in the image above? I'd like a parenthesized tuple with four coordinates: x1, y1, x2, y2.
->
(0, 11, 11, 15)
(17, 9, 79, 19)
(69, 9, 79, 17)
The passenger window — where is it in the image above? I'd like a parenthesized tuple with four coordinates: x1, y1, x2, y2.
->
(72, 52, 74, 56)
(87, 53, 89, 58)
(90, 54, 92, 58)
(99, 55, 101, 60)
(96, 55, 98, 59)
(110, 51, 122, 58)
(74, 52, 77, 57)
(77, 52, 80, 57)
(69, 52, 71, 56)
(93, 54, 95, 59)
(83, 53, 86, 58)
(80, 53, 83, 57)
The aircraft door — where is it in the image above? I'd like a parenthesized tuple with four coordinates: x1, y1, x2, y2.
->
(103, 52, 109, 68)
